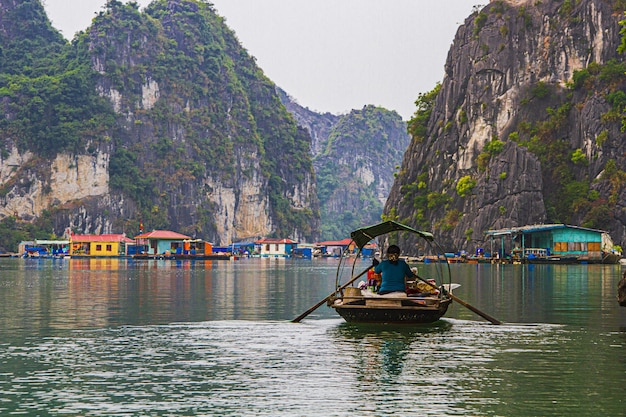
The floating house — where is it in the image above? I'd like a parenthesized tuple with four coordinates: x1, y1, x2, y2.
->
(361, 243, 378, 258)
(70, 234, 134, 257)
(315, 238, 355, 257)
(19, 239, 70, 257)
(255, 238, 297, 257)
(134, 230, 192, 256)
(133, 230, 228, 260)
(484, 224, 621, 264)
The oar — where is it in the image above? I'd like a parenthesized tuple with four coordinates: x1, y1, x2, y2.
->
(416, 275, 502, 325)
(292, 266, 370, 323)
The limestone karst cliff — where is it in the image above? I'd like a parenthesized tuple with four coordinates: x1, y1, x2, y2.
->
(276, 88, 340, 156)
(279, 90, 410, 240)
(384, 0, 626, 253)
(0, 0, 320, 247)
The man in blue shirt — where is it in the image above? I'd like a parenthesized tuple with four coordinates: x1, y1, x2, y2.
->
(373, 245, 416, 294)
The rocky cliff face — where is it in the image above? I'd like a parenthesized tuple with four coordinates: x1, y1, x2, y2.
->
(276, 88, 339, 155)
(385, 0, 626, 253)
(0, 149, 109, 220)
(0, 0, 320, 245)
(279, 90, 409, 240)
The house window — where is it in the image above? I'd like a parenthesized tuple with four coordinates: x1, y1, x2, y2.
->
(106, 244, 112, 252)
(265, 244, 270, 251)
(588, 242, 601, 251)
(567, 242, 586, 251)
(275, 244, 279, 251)
(96, 244, 102, 251)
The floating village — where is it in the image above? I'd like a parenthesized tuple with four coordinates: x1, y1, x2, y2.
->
(12, 223, 623, 265)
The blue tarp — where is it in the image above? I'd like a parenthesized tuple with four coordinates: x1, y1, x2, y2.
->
(212, 247, 231, 253)
(293, 247, 312, 259)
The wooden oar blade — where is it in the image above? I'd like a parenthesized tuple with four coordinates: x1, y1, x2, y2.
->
(291, 266, 370, 323)
(415, 275, 501, 325)
(448, 293, 502, 325)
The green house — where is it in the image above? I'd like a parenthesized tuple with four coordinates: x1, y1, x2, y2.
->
(133, 230, 191, 256)
(484, 224, 621, 264)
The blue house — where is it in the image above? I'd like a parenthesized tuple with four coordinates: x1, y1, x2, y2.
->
(485, 224, 621, 264)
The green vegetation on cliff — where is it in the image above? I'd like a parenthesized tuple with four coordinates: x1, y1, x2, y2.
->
(0, 0, 115, 158)
(315, 105, 408, 240)
(0, 0, 320, 248)
(514, 59, 626, 229)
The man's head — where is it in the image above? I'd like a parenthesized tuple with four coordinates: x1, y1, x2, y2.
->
(387, 245, 400, 263)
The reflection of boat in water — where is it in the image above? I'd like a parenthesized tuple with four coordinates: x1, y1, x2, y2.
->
(328, 221, 455, 325)
(330, 320, 454, 340)
(328, 320, 455, 381)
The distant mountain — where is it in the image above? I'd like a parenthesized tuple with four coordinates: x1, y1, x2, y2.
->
(279, 90, 409, 240)
(276, 88, 339, 156)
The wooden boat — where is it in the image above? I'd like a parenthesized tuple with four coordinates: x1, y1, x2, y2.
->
(328, 220, 455, 324)
(332, 287, 452, 324)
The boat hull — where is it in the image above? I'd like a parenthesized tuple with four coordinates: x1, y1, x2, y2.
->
(332, 298, 451, 324)
(515, 254, 621, 264)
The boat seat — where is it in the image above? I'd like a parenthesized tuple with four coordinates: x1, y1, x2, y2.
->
(360, 290, 407, 298)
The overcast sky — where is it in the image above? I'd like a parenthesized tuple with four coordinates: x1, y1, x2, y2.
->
(43, 0, 480, 120)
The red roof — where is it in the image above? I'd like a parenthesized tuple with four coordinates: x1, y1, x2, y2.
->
(255, 238, 297, 244)
(316, 238, 353, 246)
(134, 230, 191, 240)
(71, 234, 134, 243)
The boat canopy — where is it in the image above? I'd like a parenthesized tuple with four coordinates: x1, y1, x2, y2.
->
(350, 220, 434, 250)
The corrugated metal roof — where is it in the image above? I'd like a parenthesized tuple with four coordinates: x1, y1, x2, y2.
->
(485, 224, 606, 236)
(33, 240, 69, 245)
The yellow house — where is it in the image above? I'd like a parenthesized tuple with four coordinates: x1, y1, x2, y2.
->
(70, 234, 134, 257)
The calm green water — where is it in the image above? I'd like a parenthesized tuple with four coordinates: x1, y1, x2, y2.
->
(0, 258, 625, 416)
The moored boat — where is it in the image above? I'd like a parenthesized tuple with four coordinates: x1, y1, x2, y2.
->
(328, 221, 455, 325)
